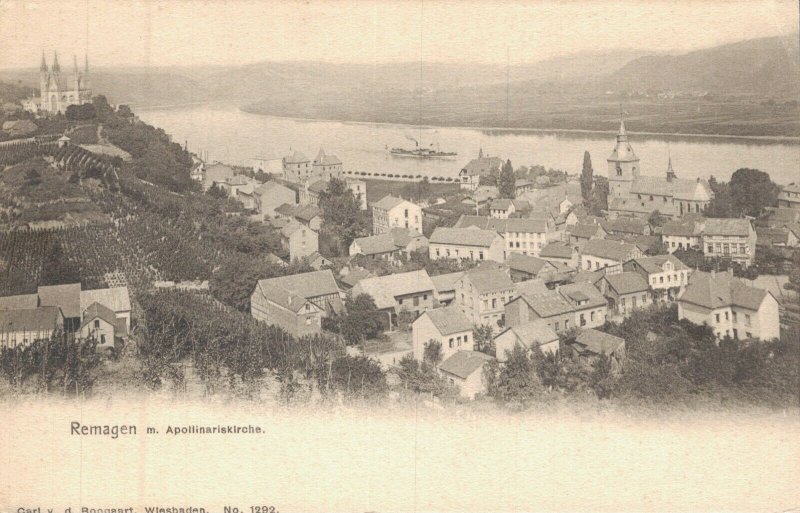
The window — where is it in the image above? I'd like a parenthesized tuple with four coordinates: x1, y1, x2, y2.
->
(725, 311, 729, 321)
(554, 321, 560, 332)
(491, 298, 497, 309)
(590, 311, 595, 321)
(479, 251, 484, 260)
(715, 313, 720, 323)
(404, 209, 409, 217)
(621, 298, 626, 308)
(707, 245, 713, 253)
(649, 195, 653, 201)
(483, 299, 489, 309)
(100, 334, 106, 344)
(586, 260, 592, 270)
(435, 248, 440, 257)
(399, 298, 403, 305)
(746, 332, 752, 338)
(659, 276, 664, 284)
(413, 296, 420, 306)
(745, 314, 751, 326)
(565, 319, 570, 329)
(449, 338, 454, 348)
(94, 320, 100, 329)
(305, 317, 312, 325)
(732, 312, 737, 323)
(423, 294, 428, 300)
(733, 329, 738, 339)
(642, 294, 647, 303)
(580, 313, 586, 326)
(464, 334, 469, 344)
(632, 296, 637, 309)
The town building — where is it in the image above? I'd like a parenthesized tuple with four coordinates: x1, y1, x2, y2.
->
(282, 150, 312, 183)
(454, 216, 549, 257)
(280, 221, 319, 262)
(458, 149, 503, 191)
(79, 302, 126, 350)
(252, 155, 284, 175)
(538, 242, 580, 268)
(602, 217, 652, 236)
(430, 271, 464, 306)
(351, 270, 436, 323)
(777, 183, 800, 209)
(429, 227, 506, 263)
(79, 286, 132, 332)
(438, 350, 495, 399)
(0, 307, 64, 348)
(412, 305, 474, 361)
(489, 198, 530, 219)
(701, 218, 757, 266)
(349, 228, 427, 262)
(504, 282, 607, 334)
(274, 203, 323, 231)
(251, 270, 342, 337)
(493, 319, 560, 361)
(567, 329, 626, 371)
(37, 283, 82, 331)
(623, 255, 691, 302)
(24, 52, 92, 115)
(606, 121, 713, 218)
(580, 239, 643, 274)
(454, 267, 517, 327)
(677, 270, 779, 341)
(202, 163, 235, 191)
(567, 223, 607, 245)
(311, 148, 343, 179)
(506, 253, 558, 282)
(300, 178, 367, 210)
(254, 181, 296, 218)
(371, 195, 422, 235)
(598, 271, 652, 317)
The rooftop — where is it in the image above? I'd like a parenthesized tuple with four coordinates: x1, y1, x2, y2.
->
(0, 306, 63, 333)
(506, 253, 553, 276)
(421, 305, 473, 336)
(79, 287, 131, 314)
(678, 270, 769, 312)
(438, 350, 494, 379)
(603, 271, 649, 295)
(351, 270, 435, 310)
(256, 270, 340, 312)
(463, 267, 515, 295)
(430, 227, 501, 248)
(539, 242, 575, 259)
(372, 195, 408, 210)
(573, 329, 626, 356)
(581, 238, 640, 262)
(37, 283, 81, 318)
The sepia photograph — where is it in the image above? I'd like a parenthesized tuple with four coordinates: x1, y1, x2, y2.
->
(0, 0, 799, 511)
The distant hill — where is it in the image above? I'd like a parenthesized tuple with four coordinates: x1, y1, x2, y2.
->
(600, 35, 800, 96)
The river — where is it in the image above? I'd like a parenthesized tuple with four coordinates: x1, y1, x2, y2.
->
(139, 103, 800, 184)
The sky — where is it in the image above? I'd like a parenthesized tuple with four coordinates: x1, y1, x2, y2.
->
(0, 0, 798, 70)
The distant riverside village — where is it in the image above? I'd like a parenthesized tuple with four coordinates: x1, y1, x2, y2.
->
(0, 54, 797, 407)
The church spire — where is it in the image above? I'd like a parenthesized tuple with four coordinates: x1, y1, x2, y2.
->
(40, 51, 48, 72)
(73, 54, 79, 75)
(84, 53, 89, 74)
(52, 51, 61, 72)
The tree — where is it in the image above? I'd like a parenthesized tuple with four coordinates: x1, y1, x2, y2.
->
(319, 178, 368, 252)
(727, 168, 779, 218)
(589, 353, 616, 399)
(337, 293, 386, 345)
(474, 324, 495, 355)
(423, 339, 443, 367)
(498, 159, 516, 199)
(24, 168, 41, 186)
(647, 209, 667, 228)
(488, 345, 541, 406)
(207, 183, 228, 200)
(590, 176, 609, 214)
(65, 103, 96, 121)
(580, 151, 593, 204)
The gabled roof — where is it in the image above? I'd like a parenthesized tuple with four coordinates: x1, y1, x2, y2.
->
(517, 290, 574, 318)
(701, 218, 751, 237)
(539, 242, 575, 259)
(351, 270, 435, 310)
(507, 253, 553, 276)
(372, 195, 408, 210)
(430, 227, 501, 248)
(454, 215, 547, 234)
(80, 302, 126, 334)
(0, 306, 63, 333)
(438, 350, 494, 379)
(80, 287, 131, 314)
(352, 232, 398, 255)
(256, 270, 340, 308)
(581, 239, 639, 262)
(491, 198, 512, 210)
(275, 203, 322, 222)
(431, 271, 464, 294)
(602, 217, 648, 235)
(255, 181, 294, 197)
(573, 329, 625, 356)
(568, 223, 603, 239)
(281, 220, 313, 238)
(226, 175, 250, 186)
(626, 255, 688, 274)
(338, 268, 374, 288)
(516, 279, 549, 297)
(37, 283, 81, 318)
(461, 156, 504, 176)
(603, 272, 649, 295)
(313, 148, 342, 166)
(420, 305, 473, 336)
(307, 179, 329, 194)
(678, 271, 768, 312)
(284, 150, 309, 164)
(0, 293, 39, 311)
(502, 319, 559, 348)
(559, 282, 606, 308)
(462, 268, 515, 295)
(661, 218, 701, 237)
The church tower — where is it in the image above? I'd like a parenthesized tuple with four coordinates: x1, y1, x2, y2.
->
(607, 119, 640, 198)
(39, 52, 49, 111)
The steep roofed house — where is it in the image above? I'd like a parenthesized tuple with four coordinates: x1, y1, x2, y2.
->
(346, 179, 367, 210)
(454, 267, 517, 327)
(282, 150, 312, 183)
(312, 148, 343, 179)
(371, 195, 422, 235)
(280, 221, 319, 262)
(567, 329, 626, 371)
(79, 302, 126, 350)
(429, 227, 506, 263)
(251, 270, 342, 337)
(567, 222, 607, 244)
(0, 307, 64, 348)
(602, 217, 652, 236)
(539, 242, 580, 268)
(351, 270, 435, 324)
(661, 217, 703, 253)
(580, 239, 642, 274)
(623, 255, 691, 302)
(700, 218, 756, 266)
(299, 178, 330, 206)
(455, 215, 549, 257)
(677, 270, 779, 341)
(274, 203, 323, 231)
(598, 271, 651, 317)
(506, 253, 557, 282)
(254, 181, 296, 218)
(777, 183, 800, 210)
(489, 198, 531, 219)
(412, 305, 474, 361)
(79, 286, 132, 332)
(202, 163, 235, 191)
(458, 150, 504, 191)
(504, 281, 606, 334)
(494, 319, 559, 361)
(438, 350, 495, 399)
(349, 228, 428, 262)
(430, 271, 464, 306)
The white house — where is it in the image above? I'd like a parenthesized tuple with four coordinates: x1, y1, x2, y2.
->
(438, 350, 495, 399)
(412, 305, 474, 362)
(677, 270, 780, 341)
(429, 227, 506, 263)
(493, 319, 559, 362)
(371, 195, 423, 235)
(580, 239, 642, 274)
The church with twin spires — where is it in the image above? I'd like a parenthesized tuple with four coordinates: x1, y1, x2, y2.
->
(606, 120, 713, 219)
(24, 51, 92, 115)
